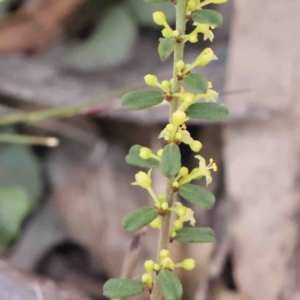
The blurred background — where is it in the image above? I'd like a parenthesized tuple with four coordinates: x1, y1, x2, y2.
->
(0, 0, 299, 300)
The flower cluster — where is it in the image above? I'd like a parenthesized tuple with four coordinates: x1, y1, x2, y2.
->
(142, 249, 195, 290)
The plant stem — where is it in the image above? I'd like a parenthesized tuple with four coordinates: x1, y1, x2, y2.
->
(0, 133, 59, 147)
(151, 1, 187, 300)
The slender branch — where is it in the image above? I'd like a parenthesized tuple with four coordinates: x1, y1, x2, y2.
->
(0, 82, 143, 126)
(0, 133, 59, 147)
(150, 1, 187, 300)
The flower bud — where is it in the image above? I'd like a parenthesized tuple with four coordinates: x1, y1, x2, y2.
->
(190, 140, 202, 152)
(140, 147, 152, 159)
(162, 28, 173, 38)
(173, 30, 180, 37)
(175, 205, 187, 217)
(161, 202, 169, 210)
(160, 249, 170, 259)
(150, 217, 161, 229)
(176, 60, 185, 72)
(162, 257, 174, 270)
(154, 263, 161, 271)
(172, 181, 179, 188)
(166, 124, 175, 132)
(153, 12, 166, 26)
(144, 74, 158, 86)
(144, 260, 155, 272)
(172, 111, 187, 126)
(142, 273, 152, 285)
(174, 132, 183, 141)
(157, 149, 164, 158)
(173, 219, 183, 230)
(161, 80, 171, 90)
(134, 171, 151, 189)
(181, 258, 196, 270)
(182, 93, 195, 104)
(158, 193, 165, 202)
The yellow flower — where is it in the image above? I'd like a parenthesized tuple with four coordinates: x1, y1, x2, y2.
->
(195, 155, 217, 185)
(196, 48, 218, 67)
(193, 23, 214, 42)
(180, 207, 196, 226)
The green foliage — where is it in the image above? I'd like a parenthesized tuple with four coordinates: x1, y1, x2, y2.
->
(183, 73, 208, 94)
(176, 227, 216, 243)
(192, 9, 223, 27)
(123, 207, 159, 231)
(158, 38, 176, 61)
(186, 103, 229, 120)
(157, 270, 183, 300)
(126, 145, 160, 168)
(179, 184, 215, 209)
(160, 144, 181, 178)
(122, 90, 164, 110)
(103, 278, 144, 298)
(0, 187, 31, 246)
(63, 6, 137, 71)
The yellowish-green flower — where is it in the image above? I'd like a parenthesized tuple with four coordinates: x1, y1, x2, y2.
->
(193, 23, 214, 42)
(180, 207, 196, 226)
(196, 155, 217, 185)
(196, 48, 218, 67)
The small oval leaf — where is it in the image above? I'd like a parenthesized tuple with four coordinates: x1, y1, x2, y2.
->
(183, 73, 208, 94)
(145, 0, 168, 3)
(158, 270, 183, 300)
(103, 278, 144, 298)
(179, 184, 215, 209)
(160, 143, 181, 178)
(123, 207, 159, 231)
(122, 90, 164, 110)
(192, 9, 223, 27)
(126, 145, 160, 169)
(158, 38, 176, 61)
(186, 103, 229, 121)
(176, 227, 215, 243)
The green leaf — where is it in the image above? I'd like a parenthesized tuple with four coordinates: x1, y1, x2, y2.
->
(145, 0, 169, 3)
(186, 103, 229, 121)
(160, 144, 181, 178)
(126, 145, 160, 169)
(157, 270, 183, 300)
(123, 207, 158, 231)
(103, 278, 144, 298)
(179, 184, 215, 209)
(63, 6, 137, 71)
(0, 187, 31, 246)
(176, 227, 216, 243)
(192, 9, 223, 27)
(158, 38, 176, 61)
(122, 90, 164, 110)
(183, 73, 208, 94)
